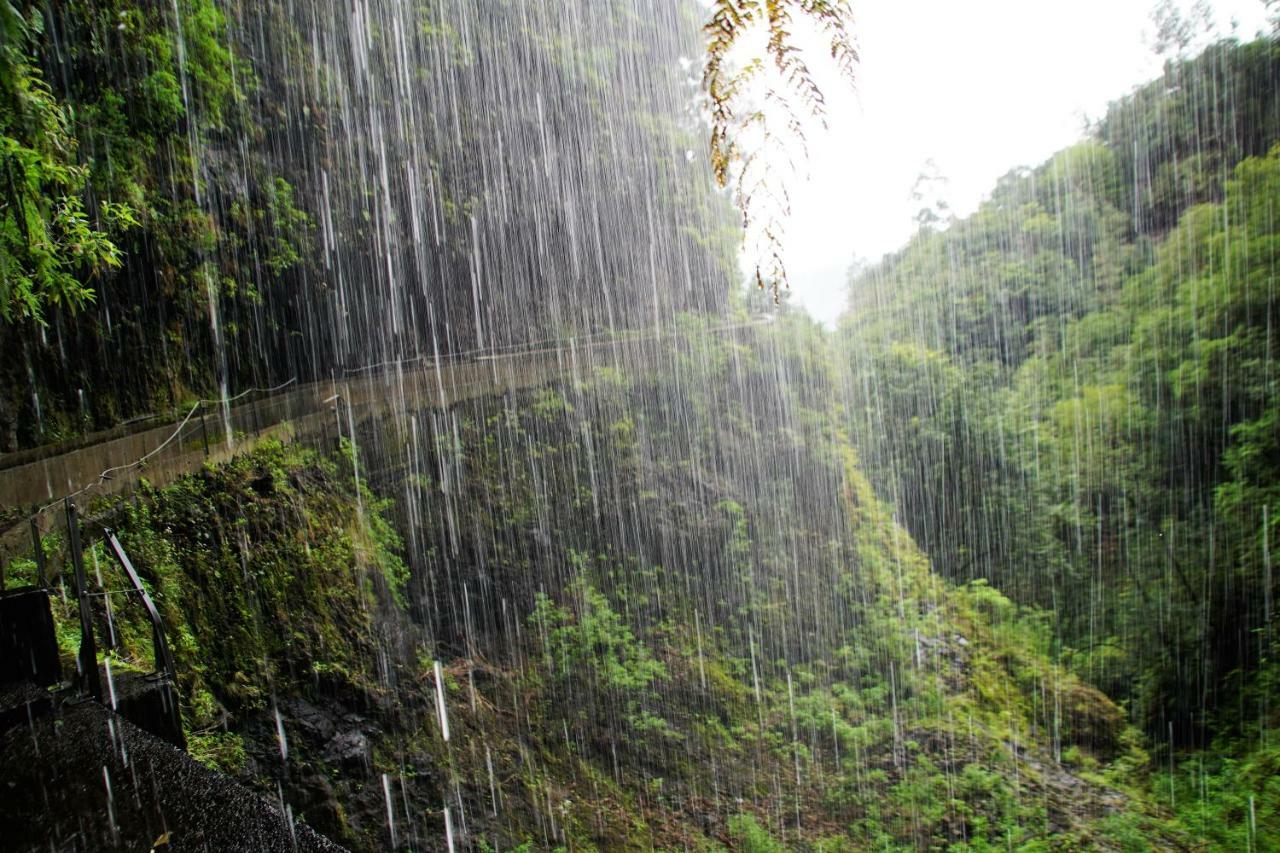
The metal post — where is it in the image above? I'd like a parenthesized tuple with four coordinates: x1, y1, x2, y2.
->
(65, 499, 102, 701)
(334, 395, 343, 447)
(103, 530, 186, 751)
(104, 532, 178, 683)
(30, 518, 46, 587)
(199, 402, 210, 456)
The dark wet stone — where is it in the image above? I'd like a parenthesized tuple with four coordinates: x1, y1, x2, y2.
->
(322, 730, 370, 772)
(283, 697, 337, 743)
(0, 698, 347, 852)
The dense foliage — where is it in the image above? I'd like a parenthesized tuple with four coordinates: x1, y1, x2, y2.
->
(840, 35, 1279, 844)
(5, 5, 1279, 850)
(0, 4, 131, 322)
(0, 0, 737, 452)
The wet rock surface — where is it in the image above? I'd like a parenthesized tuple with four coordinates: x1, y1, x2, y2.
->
(0, 698, 346, 852)
(234, 695, 409, 848)
(322, 729, 371, 771)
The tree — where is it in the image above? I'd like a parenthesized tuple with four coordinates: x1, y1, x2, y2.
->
(1148, 0, 1216, 59)
(0, 3, 132, 323)
(909, 159, 953, 233)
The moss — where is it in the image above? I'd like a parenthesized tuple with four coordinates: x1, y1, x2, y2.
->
(29, 440, 406, 748)
(188, 730, 248, 774)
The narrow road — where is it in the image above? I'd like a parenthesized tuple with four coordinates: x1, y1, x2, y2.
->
(0, 329, 678, 559)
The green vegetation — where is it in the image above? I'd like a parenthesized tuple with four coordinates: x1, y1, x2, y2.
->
(0, 0, 736, 452)
(8, 314, 1174, 849)
(267, 312, 1158, 849)
(532, 573, 668, 691)
(0, 4, 132, 322)
(840, 35, 1280, 847)
(726, 812, 785, 851)
(4, 7, 1276, 851)
(4, 440, 415, 846)
(0, 0, 303, 447)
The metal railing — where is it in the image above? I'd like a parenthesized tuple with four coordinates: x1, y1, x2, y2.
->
(50, 500, 182, 727)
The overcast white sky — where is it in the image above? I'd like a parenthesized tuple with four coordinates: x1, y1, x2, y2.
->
(779, 0, 1272, 324)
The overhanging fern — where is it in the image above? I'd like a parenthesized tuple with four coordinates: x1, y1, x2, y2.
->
(703, 0, 857, 302)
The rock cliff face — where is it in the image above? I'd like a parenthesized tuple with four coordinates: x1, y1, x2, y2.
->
(16, 319, 1164, 850)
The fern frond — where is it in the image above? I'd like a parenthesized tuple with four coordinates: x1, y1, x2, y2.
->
(702, 0, 857, 302)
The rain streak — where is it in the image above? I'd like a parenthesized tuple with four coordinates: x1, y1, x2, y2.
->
(0, 1, 1277, 851)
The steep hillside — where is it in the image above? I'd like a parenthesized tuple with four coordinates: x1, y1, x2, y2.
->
(6, 317, 1172, 850)
(839, 35, 1280, 848)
